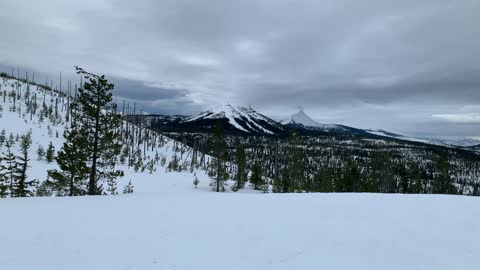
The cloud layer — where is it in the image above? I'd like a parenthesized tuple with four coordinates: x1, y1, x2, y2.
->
(1, 0, 479, 136)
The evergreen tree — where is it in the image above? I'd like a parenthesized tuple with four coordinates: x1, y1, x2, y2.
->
(233, 143, 247, 191)
(338, 158, 359, 192)
(250, 161, 263, 190)
(319, 167, 334, 192)
(7, 132, 15, 146)
(366, 151, 383, 193)
(0, 156, 8, 198)
(209, 121, 228, 192)
(36, 178, 54, 197)
(167, 153, 180, 172)
(433, 154, 456, 194)
(36, 145, 45, 160)
(398, 161, 409, 193)
(282, 130, 305, 192)
(48, 127, 90, 196)
(0, 129, 5, 147)
(261, 178, 270, 193)
(408, 162, 423, 194)
(74, 67, 123, 195)
(120, 145, 129, 165)
(46, 142, 55, 163)
(133, 146, 144, 172)
(2, 137, 16, 196)
(106, 177, 118, 195)
(193, 173, 200, 188)
(123, 180, 134, 194)
(13, 132, 35, 197)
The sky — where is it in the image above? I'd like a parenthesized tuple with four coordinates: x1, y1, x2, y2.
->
(1, 0, 479, 137)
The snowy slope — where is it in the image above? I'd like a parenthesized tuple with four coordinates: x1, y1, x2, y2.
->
(0, 76, 215, 194)
(184, 104, 283, 134)
(1, 191, 479, 270)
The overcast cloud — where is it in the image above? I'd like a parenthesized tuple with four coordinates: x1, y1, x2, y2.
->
(1, 0, 479, 137)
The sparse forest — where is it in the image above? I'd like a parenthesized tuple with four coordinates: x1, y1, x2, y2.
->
(1, 69, 480, 198)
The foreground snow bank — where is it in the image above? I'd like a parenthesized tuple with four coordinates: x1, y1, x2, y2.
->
(1, 191, 478, 270)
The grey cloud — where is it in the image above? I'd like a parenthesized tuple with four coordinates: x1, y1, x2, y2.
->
(111, 78, 189, 101)
(0, 0, 479, 137)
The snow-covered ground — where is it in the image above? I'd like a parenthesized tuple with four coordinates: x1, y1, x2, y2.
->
(1, 77, 479, 270)
(1, 186, 479, 270)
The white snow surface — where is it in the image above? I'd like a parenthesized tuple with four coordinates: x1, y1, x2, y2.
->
(1, 78, 480, 270)
(1, 190, 479, 270)
(184, 104, 276, 134)
(281, 109, 348, 132)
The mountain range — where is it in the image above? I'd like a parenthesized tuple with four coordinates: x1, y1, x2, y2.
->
(144, 105, 480, 149)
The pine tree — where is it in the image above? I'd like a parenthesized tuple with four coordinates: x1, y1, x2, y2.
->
(120, 145, 129, 165)
(338, 158, 359, 192)
(433, 154, 456, 194)
(123, 180, 134, 194)
(37, 145, 45, 160)
(319, 167, 334, 192)
(46, 142, 55, 163)
(74, 67, 123, 195)
(0, 156, 8, 198)
(133, 146, 144, 172)
(0, 129, 5, 147)
(193, 173, 200, 188)
(106, 177, 118, 195)
(261, 178, 270, 193)
(35, 178, 54, 197)
(48, 127, 90, 196)
(250, 161, 263, 190)
(408, 162, 423, 194)
(2, 137, 16, 196)
(233, 143, 247, 191)
(208, 121, 228, 192)
(281, 130, 305, 192)
(13, 132, 35, 197)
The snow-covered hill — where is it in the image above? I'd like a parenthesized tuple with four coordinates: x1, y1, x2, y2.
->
(0, 76, 216, 195)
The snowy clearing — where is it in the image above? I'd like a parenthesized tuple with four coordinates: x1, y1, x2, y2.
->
(1, 183, 479, 270)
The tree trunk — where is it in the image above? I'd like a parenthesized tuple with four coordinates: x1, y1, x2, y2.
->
(88, 94, 101, 195)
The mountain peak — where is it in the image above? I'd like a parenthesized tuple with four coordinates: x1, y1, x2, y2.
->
(183, 104, 283, 135)
(281, 109, 321, 127)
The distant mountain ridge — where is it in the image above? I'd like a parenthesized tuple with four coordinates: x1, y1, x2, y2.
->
(281, 109, 480, 148)
(144, 105, 480, 149)
(366, 129, 480, 148)
(183, 105, 283, 134)
(148, 105, 284, 135)
(281, 109, 368, 135)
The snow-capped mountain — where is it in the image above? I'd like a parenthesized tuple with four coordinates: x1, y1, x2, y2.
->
(282, 110, 480, 148)
(145, 105, 286, 135)
(281, 109, 323, 127)
(177, 105, 284, 135)
(281, 109, 368, 135)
